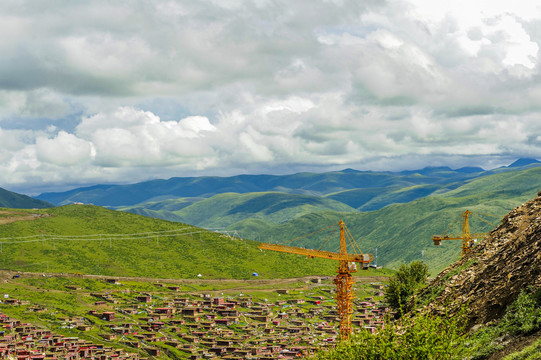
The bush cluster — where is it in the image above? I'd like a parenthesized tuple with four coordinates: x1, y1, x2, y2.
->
(465, 287, 541, 359)
(312, 310, 467, 360)
(384, 260, 429, 315)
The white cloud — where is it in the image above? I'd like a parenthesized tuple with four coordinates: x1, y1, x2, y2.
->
(177, 116, 217, 137)
(76, 107, 218, 167)
(36, 131, 92, 166)
(0, 128, 34, 152)
(0, 0, 541, 193)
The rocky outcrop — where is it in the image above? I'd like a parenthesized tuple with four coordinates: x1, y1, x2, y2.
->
(419, 191, 541, 329)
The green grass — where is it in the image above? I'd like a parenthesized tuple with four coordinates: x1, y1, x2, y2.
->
(231, 167, 541, 274)
(0, 205, 340, 279)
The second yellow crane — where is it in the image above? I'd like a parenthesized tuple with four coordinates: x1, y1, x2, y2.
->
(431, 210, 496, 255)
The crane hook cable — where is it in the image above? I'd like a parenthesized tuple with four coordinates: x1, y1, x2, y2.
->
(344, 223, 364, 255)
(471, 213, 498, 228)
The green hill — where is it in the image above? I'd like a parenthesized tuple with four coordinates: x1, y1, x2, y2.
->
(325, 183, 460, 211)
(0, 187, 52, 209)
(0, 205, 338, 279)
(236, 166, 541, 274)
(117, 166, 541, 274)
(122, 192, 356, 229)
(28, 161, 541, 275)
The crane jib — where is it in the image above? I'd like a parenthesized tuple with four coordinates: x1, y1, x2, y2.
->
(258, 243, 372, 263)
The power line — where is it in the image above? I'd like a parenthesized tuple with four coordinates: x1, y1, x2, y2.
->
(0, 228, 207, 244)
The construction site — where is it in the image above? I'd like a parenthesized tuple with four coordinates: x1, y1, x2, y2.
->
(0, 191, 541, 359)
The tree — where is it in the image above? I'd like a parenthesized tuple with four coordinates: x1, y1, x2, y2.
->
(384, 260, 429, 315)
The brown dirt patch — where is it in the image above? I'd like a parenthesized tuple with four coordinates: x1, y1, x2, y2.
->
(0, 211, 51, 225)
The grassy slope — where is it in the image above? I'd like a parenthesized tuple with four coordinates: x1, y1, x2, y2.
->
(238, 166, 541, 274)
(26, 165, 541, 275)
(325, 183, 462, 211)
(0, 205, 338, 279)
(119, 192, 357, 227)
(150, 192, 356, 228)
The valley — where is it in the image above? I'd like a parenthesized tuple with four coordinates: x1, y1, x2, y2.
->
(32, 161, 541, 274)
(0, 161, 540, 358)
(2, 1, 541, 358)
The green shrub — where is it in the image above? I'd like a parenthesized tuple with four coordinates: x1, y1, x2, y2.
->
(384, 260, 429, 314)
(500, 289, 541, 336)
(464, 287, 541, 359)
(312, 310, 467, 360)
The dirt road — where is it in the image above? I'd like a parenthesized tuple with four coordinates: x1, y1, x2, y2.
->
(0, 269, 389, 287)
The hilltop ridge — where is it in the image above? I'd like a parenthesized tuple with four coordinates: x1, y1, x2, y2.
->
(507, 158, 541, 168)
(0, 187, 52, 209)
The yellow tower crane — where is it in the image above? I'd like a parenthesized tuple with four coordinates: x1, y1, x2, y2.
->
(258, 220, 373, 341)
(431, 210, 496, 255)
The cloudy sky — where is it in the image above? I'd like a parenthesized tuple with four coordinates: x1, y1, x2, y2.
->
(1, 0, 541, 194)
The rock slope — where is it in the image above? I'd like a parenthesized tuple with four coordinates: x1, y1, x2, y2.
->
(419, 191, 541, 329)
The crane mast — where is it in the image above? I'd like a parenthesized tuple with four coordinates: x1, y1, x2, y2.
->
(258, 220, 372, 341)
(335, 220, 355, 339)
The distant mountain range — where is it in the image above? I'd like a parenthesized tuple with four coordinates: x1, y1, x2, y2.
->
(35, 158, 541, 222)
(4, 158, 541, 273)
(36, 165, 488, 207)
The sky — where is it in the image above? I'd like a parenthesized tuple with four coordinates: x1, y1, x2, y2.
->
(1, 0, 541, 195)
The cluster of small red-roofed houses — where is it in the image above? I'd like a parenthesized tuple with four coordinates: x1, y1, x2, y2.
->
(92, 284, 389, 358)
(0, 312, 141, 359)
(0, 280, 391, 359)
